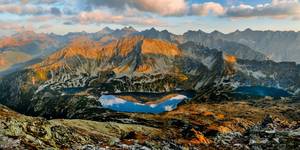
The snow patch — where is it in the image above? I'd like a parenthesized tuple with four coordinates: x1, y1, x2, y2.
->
(170, 95, 188, 100)
(164, 105, 174, 111)
(99, 95, 126, 106)
(238, 65, 267, 79)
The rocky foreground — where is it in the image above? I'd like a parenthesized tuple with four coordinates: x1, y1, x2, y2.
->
(0, 99, 299, 150)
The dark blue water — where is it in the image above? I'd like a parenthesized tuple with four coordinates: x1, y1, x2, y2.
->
(99, 94, 189, 114)
(234, 86, 291, 98)
(63, 87, 85, 94)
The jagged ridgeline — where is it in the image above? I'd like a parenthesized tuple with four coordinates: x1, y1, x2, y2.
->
(0, 33, 300, 118)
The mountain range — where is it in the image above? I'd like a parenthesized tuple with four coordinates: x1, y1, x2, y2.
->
(0, 27, 299, 116)
(2, 27, 300, 77)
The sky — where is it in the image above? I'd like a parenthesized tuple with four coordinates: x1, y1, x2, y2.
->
(1, 0, 300, 36)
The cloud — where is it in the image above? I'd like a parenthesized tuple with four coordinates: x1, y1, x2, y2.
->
(83, 0, 188, 16)
(0, 1, 65, 16)
(38, 24, 53, 29)
(77, 10, 124, 24)
(27, 15, 55, 22)
(73, 10, 164, 26)
(0, 4, 46, 15)
(133, 0, 188, 16)
(16, 0, 61, 4)
(50, 7, 61, 16)
(191, 2, 225, 16)
(34, 0, 60, 4)
(0, 0, 15, 4)
(0, 21, 34, 33)
(224, 0, 300, 19)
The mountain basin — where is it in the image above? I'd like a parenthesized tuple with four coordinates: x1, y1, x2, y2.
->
(98, 93, 192, 114)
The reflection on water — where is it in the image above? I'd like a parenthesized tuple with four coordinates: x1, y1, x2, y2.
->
(99, 94, 189, 114)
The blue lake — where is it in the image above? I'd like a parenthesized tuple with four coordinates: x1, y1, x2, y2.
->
(234, 86, 291, 98)
(98, 94, 189, 114)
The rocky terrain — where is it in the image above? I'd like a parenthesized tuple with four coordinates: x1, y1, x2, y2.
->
(0, 99, 299, 149)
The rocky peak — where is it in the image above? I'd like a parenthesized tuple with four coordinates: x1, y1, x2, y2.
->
(121, 26, 137, 32)
(149, 27, 158, 32)
(98, 27, 114, 34)
(211, 30, 223, 36)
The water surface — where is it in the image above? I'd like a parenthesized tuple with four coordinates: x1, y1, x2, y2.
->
(99, 94, 189, 114)
(234, 86, 291, 98)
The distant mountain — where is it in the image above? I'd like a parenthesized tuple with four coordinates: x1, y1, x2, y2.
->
(0, 31, 66, 75)
(140, 28, 300, 63)
(203, 29, 300, 63)
(181, 30, 267, 61)
(139, 28, 178, 42)
(140, 27, 300, 63)
(138, 28, 267, 61)
(7, 27, 300, 76)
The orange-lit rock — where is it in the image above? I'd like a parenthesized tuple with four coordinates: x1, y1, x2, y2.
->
(136, 64, 152, 73)
(177, 73, 188, 81)
(207, 125, 231, 134)
(31, 77, 36, 85)
(31, 36, 183, 74)
(224, 54, 237, 64)
(61, 36, 101, 59)
(215, 114, 225, 120)
(35, 69, 48, 81)
(0, 58, 6, 67)
(32, 36, 102, 72)
(141, 39, 181, 57)
(117, 36, 143, 57)
(113, 63, 132, 74)
(190, 128, 212, 145)
(202, 111, 214, 116)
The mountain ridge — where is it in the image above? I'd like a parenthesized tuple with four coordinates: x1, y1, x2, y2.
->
(3, 27, 300, 76)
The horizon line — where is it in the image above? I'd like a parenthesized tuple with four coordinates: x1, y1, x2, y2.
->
(2, 26, 300, 37)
